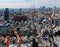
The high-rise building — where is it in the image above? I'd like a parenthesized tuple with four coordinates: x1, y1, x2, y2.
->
(4, 8, 9, 21)
(19, 8, 22, 15)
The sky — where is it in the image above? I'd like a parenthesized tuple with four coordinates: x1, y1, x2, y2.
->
(0, 0, 59, 8)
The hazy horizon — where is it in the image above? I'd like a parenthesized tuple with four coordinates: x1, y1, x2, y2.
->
(0, 0, 60, 8)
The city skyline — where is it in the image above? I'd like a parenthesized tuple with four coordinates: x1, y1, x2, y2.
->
(0, 0, 59, 8)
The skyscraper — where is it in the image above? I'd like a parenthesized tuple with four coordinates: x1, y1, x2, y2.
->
(4, 8, 9, 21)
(19, 8, 22, 15)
